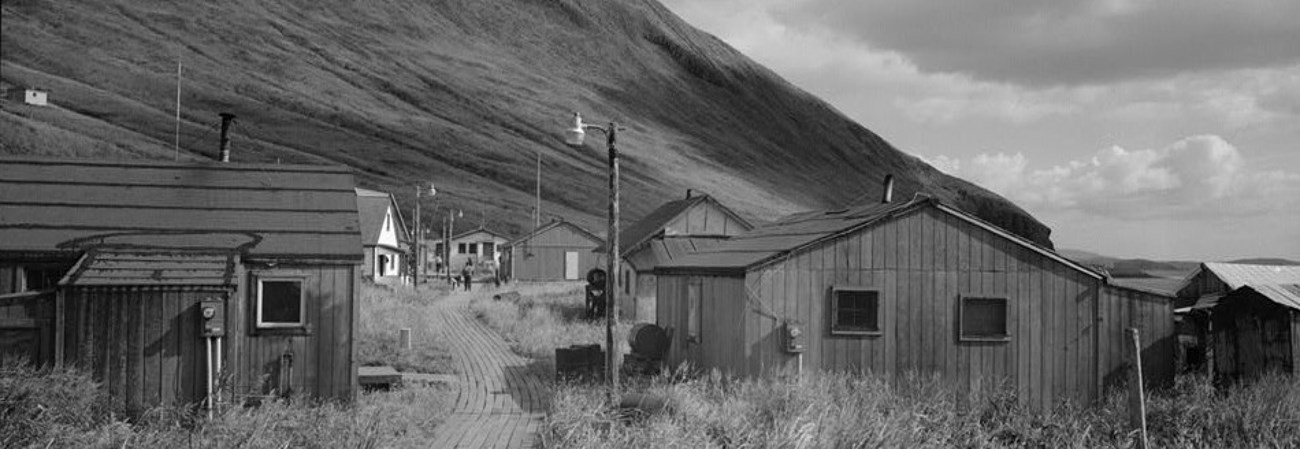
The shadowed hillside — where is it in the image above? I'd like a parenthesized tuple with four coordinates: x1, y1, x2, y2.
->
(0, 0, 1052, 244)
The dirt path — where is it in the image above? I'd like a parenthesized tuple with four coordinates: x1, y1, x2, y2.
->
(428, 289, 548, 449)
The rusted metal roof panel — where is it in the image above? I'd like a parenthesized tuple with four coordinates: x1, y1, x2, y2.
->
(0, 157, 362, 260)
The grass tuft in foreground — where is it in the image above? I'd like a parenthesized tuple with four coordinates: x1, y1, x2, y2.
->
(0, 360, 450, 449)
(543, 367, 1300, 448)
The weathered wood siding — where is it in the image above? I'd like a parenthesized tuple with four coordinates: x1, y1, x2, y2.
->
(0, 290, 56, 367)
(510, 225, 601, 281)
(658, 207, 1175, 408)
(657, 274, 748, 373)
(60, 263, 357, 414)
(231, 263, 357, 401)
(1098, 286, 1176, 391)
(63, 287, 219, 414)
(1209, 293, 1296, 380)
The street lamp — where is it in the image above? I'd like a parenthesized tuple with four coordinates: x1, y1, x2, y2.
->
(414, 183, 436, 287)
(565, 112, 623, 402)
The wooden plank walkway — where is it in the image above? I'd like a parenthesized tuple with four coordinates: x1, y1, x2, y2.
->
(429, 291, 548, 448)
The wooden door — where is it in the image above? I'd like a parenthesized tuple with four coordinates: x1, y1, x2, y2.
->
(564, 251, 579, 280)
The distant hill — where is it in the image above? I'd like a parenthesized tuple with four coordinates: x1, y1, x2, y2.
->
(0, 0, 1051, 245)
(1228, 258, 1300, 266)
(1061, 248, 1300, 283)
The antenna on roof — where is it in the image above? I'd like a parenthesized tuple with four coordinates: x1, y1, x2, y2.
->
(174, 55, 182, 160)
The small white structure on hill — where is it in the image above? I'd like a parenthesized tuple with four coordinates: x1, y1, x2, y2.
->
(7, 87, 48, 106)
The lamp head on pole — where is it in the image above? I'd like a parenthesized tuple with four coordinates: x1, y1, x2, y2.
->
(564, 112, 586, 146)
(428, 183, 437, 196)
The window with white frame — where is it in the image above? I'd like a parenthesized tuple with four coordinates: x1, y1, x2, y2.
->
(256, 277, 306, 329)
(960, 296, 1009, 341)
(467, 243, 478, 255)
(829, 287, 880, 336)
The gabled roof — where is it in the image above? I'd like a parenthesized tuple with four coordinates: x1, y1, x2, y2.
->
(660, 196, 1101, 279)
(355, 188, 408, 247)
(451, 226, 511, 241)
(0, 157, 363, 261)
(504, 219, 603, 247)
(597, 194, 752, 255)
(1191, 263, 1300, 310)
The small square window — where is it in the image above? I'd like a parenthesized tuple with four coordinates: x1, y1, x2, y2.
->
(257, 278, 305, 328)
(960, 297, 1008, 341)
(458, 243, 467, 254)
(467, 243, 478, 254)
(830, 287, 880, 336)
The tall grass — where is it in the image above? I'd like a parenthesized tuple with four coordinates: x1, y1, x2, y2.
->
(544, 370, 1300, 448)
(356, 282, 456, 373)
(1, 361, 450, 448)
(470, 282, 633, 368)
(2, 282, 459, 448)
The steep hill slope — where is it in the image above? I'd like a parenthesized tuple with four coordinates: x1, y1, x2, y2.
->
(0, 0, 1052, 244)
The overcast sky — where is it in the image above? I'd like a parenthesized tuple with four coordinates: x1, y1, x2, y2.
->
(661, 0, 1300, 261)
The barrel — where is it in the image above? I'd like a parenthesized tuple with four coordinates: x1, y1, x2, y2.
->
(627, 323, 670, 360)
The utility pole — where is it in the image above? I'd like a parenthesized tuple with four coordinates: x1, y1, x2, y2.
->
(414, 185, 422, 287)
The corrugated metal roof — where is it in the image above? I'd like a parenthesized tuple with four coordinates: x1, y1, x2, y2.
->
(451, 226, 510, 241)
(355, 188, 407, 248)
(1243, 284, 1300, 310)
(60, 251, 236, 287)
(0, 157, 363, 261)
(1202, 263, 1300, 290)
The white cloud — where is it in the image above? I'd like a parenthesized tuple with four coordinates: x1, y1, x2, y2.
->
(782, 0, 1300, 86)
(929, 135, 1300, 219)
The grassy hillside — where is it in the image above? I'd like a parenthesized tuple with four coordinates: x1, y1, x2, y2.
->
(0, 0, 1051, 244)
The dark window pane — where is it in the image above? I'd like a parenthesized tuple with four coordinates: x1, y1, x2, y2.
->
(261, 280, 302, 324)
(832, 289, 878, 332)
(962, 297, 1007, 337)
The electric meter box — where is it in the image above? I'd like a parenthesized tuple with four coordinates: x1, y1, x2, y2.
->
(784, 322, 805, 354)
(200, 297, 226, 337)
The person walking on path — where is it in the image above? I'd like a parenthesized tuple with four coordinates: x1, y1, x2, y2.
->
(462, 260, 473, 291)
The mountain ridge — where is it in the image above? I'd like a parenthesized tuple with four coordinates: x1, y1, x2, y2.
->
(1, 0, 1052, 244)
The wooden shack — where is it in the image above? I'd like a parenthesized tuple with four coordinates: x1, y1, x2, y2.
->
(601, 192, 752, 322)
(1177, 263, 1300, 381)
(655, 195, 1174, 409)
(503, 220, 603, 282)
(0, 157, 362, 414)
(355, 188, 410, 283)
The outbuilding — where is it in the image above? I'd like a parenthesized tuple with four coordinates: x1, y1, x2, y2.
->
(601, 191, 752, 322)
(0, 157, 362, 415)
(656, 194, 1174, 410)
(503, 219, 604, 282)
(1176, 263, 1300, 381)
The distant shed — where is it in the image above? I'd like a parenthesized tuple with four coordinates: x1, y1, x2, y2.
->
(0, 157, 363, 414)
(600, 192, 752, 321)
(655, 196, 1174, 410)
(1177, 263, 1300, 381)
(503, 220, 603, 282)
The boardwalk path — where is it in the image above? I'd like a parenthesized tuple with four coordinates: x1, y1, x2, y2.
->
(429, 290, 548, 449)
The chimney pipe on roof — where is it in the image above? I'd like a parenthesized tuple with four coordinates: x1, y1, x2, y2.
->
(686, 189, 693, 199)
(218, 112, 236, 162)
(881, 174, 894, 203)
